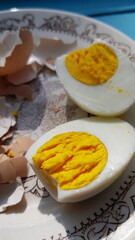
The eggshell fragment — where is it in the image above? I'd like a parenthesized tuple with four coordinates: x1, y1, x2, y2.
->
(0, 29, 33, 75)
(0, 78, 32, 100)
(6, 62, 42, 85)
(0, 96, 16, 138)
(1, 127, 14, 142)
(0, 178, 24, 212)
(0, 155, 28, 183)
(10, 157, 28, 177)
(0, 145, 10, 154)
(0, 153, 9, 162)
(33, 38, 77, 71)
(10, 136, 34, 156)
(0, 30, 22, 67)
(0, 157, 17, 182)
(0, 136, 34, 183)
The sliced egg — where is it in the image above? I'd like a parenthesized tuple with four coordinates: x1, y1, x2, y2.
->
(26, 117, 135, 202)
(56, 42, 135, 116)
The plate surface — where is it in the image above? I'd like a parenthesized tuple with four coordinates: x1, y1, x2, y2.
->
(1, 8, 135, 240)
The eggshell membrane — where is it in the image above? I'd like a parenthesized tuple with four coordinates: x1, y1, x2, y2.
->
(0, 29, 33, 75)
(26, 117, 135, 202)
(56, 45, 135, 116)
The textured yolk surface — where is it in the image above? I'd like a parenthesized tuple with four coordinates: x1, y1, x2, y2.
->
(33, 132, 108, 190)
(65, 43, 118, 85)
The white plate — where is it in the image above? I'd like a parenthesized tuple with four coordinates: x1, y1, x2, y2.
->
(1, 8, 135, 240)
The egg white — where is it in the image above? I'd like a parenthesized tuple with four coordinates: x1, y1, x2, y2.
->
(26, 117, 135, 202)
(56, 43, 135, 116)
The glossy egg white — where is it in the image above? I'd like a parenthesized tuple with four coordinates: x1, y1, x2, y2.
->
(26, 117, 135, 202)
(56, 43, 135, 116)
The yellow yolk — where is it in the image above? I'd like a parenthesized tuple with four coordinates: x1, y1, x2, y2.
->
(32, 132, 108, 190)
(7, 151, 15, 158)
(12, 110, 18, 117)
(65, 43, 118, 85)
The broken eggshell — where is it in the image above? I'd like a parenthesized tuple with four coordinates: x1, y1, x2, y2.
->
(6, 62, 43, 85)
(2, 59, 43, 100)
(0, 29, 33, 75)
(1, 128, 15, 142)
(0, 96, 16, 138)
(0, 30, 78, 99)
(0, 78, 33, 100)
(9, 136, 35, 156)
(33, 37, 77, 71)
(0, 155, 28, 183)
(0, 136, 34, 183)
(0, 28, 35, 100)
(0, 178, 24, 213)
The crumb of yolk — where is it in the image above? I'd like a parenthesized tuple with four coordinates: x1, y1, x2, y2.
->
(65, 43, 118, 85)
(7, 151, 15, 158)
(12, 110, 18, 117)
(118, 88, 123, 93)
(32, 132, 108, 190)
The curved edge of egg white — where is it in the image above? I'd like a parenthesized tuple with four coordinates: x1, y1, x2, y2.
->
(25, 117, 135, 203)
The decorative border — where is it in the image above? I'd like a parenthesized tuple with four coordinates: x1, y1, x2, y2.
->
(2, 12, 135, 239)
(0, 15, 131, 48)
(0, 13, 134, 61)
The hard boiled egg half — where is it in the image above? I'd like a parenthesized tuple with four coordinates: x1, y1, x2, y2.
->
(26, 117, 135, 202)
(56, 42, 135, 116)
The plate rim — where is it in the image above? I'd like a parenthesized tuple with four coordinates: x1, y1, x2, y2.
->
(0, 8, 135, 240)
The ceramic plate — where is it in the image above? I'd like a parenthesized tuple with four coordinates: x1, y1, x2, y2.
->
(1, 8, 135, 240)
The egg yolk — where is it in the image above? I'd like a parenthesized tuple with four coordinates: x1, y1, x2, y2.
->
(33, 132, 108, 190)
(65, 43, 118, 85)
